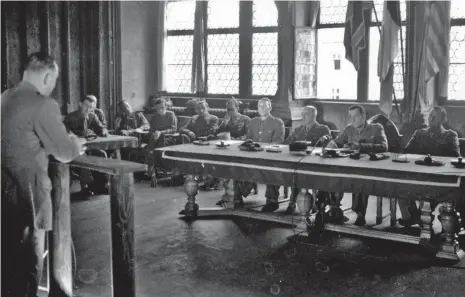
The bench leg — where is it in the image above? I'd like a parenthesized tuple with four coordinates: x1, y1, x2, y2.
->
(49, 162, 73, 297)
(390, 198, 397, 227)
(376, 196, 383, 225)
(109, 173, 136, 297)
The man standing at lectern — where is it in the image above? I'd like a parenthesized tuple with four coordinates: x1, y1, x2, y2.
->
(1, 52, 85, 297)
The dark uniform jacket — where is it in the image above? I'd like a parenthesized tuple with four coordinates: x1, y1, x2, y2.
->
(333, 121, 388, 153)
(180, 113, 220, 138)
(404, 126, 461, 157)
(1, 81, 81, 230)
(219, 113, 251, 139)
(93, 108, 107, 128)
(115, 112, 150, 132)
(64, 110, 107, 137)
(283, 122, 330, 145)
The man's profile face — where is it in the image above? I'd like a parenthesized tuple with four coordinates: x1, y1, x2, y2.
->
(195, 102, 208, 116)
(42, 67, 59, 96)
(155, 102, 167, 115)
(258, 100, 271, 117)
(428, 109, 444, 127)
(121, 101, 132, 115)
(80, 100, 94, 117)
(348, 108, 365, 128)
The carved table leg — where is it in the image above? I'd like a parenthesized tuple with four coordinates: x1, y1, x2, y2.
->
(296, 189, 312, 216)
(115, 148, 122, 160)
(221, 179, 235, 209)
(49, 162, 73, 297)
(109, 173, 135, 297)
(439, 201, 460, 258)
(179, 174, 199, 216)
(420, 200, 433, 248)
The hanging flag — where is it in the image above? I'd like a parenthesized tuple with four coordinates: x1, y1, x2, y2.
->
(344, 1, 372, 71)
(377, 0, 401, 80)
(424, 0, 451, 97)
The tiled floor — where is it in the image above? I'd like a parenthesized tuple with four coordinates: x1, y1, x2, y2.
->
(69, 182, 465, 297)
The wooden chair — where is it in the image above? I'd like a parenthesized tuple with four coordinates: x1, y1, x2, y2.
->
(367, 114, 403, 226)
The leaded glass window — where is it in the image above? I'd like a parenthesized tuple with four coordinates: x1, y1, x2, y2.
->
(252, 33, 278, 96)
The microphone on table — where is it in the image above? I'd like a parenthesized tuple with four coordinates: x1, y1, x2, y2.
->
(307, 135, 332, 155)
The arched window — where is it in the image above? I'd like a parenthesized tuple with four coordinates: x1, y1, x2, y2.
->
(165, 0, 279, 97)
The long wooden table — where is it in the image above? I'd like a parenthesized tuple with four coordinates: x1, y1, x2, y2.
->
(85, 135, 138, 159)
(155, 141, 465, 266)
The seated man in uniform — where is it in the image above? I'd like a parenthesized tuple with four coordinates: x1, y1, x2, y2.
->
(87, 94, 107, 129)
(218, 98, 251, 140)
(237, 98, 285, 212)
(64, 96, 109, 196)
(180, 100, 219, 141)
(145, 98, 184, 177)
(327, 105, 388, 226)
(147, 98, 182, 149)
(398, 106, 461, 226)
(115, 100, 150, 136)
(216, 98, 254, 206)
(180, 100, 220, 190)
(282, 105, 331, 214)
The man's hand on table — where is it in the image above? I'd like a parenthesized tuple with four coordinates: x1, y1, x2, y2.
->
(69, 133, 87, 155)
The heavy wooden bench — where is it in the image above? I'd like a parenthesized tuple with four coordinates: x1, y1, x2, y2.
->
(49, 155, 146, 297)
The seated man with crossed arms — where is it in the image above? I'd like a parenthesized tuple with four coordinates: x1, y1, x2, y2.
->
(326, 105, 388, 226)
(398, 106, 461, 227)
(180, 100, 220, 141)
(282, 105, 331, 214)
(115, 100, 150, 137)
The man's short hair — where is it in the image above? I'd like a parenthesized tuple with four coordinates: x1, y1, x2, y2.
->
(304, 105, 318, 116)
(154, 98, 166, 106)
(81, 95, 97, 103)
(24, 52, 57, 73)
(226, 98, 240, 109)
(349, 105, 366, 117)
(196, 100, 208, 108)
(85, 95, 97, 103)
(258, 97, 272, 107)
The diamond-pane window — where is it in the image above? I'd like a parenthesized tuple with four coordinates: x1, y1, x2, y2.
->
(166, 0, 195, 30)
(165, 35, 193, 93)
(295, 28, 317, 99)
(319, 0, 349, 25)
(252, 33, 278, 95)
(372, 0, 407, 23)
(368, 26, 406, 101)
(449, 25, 465, 100)
(451, 0, 465, 19)
(317, 28, 357, 100)
(207, 0, 239, 29)
(253, 0, 278, 27)
(207, 34, 239, 94)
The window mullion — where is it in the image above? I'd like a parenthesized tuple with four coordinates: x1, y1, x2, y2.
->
(239, 1, 253, 97)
